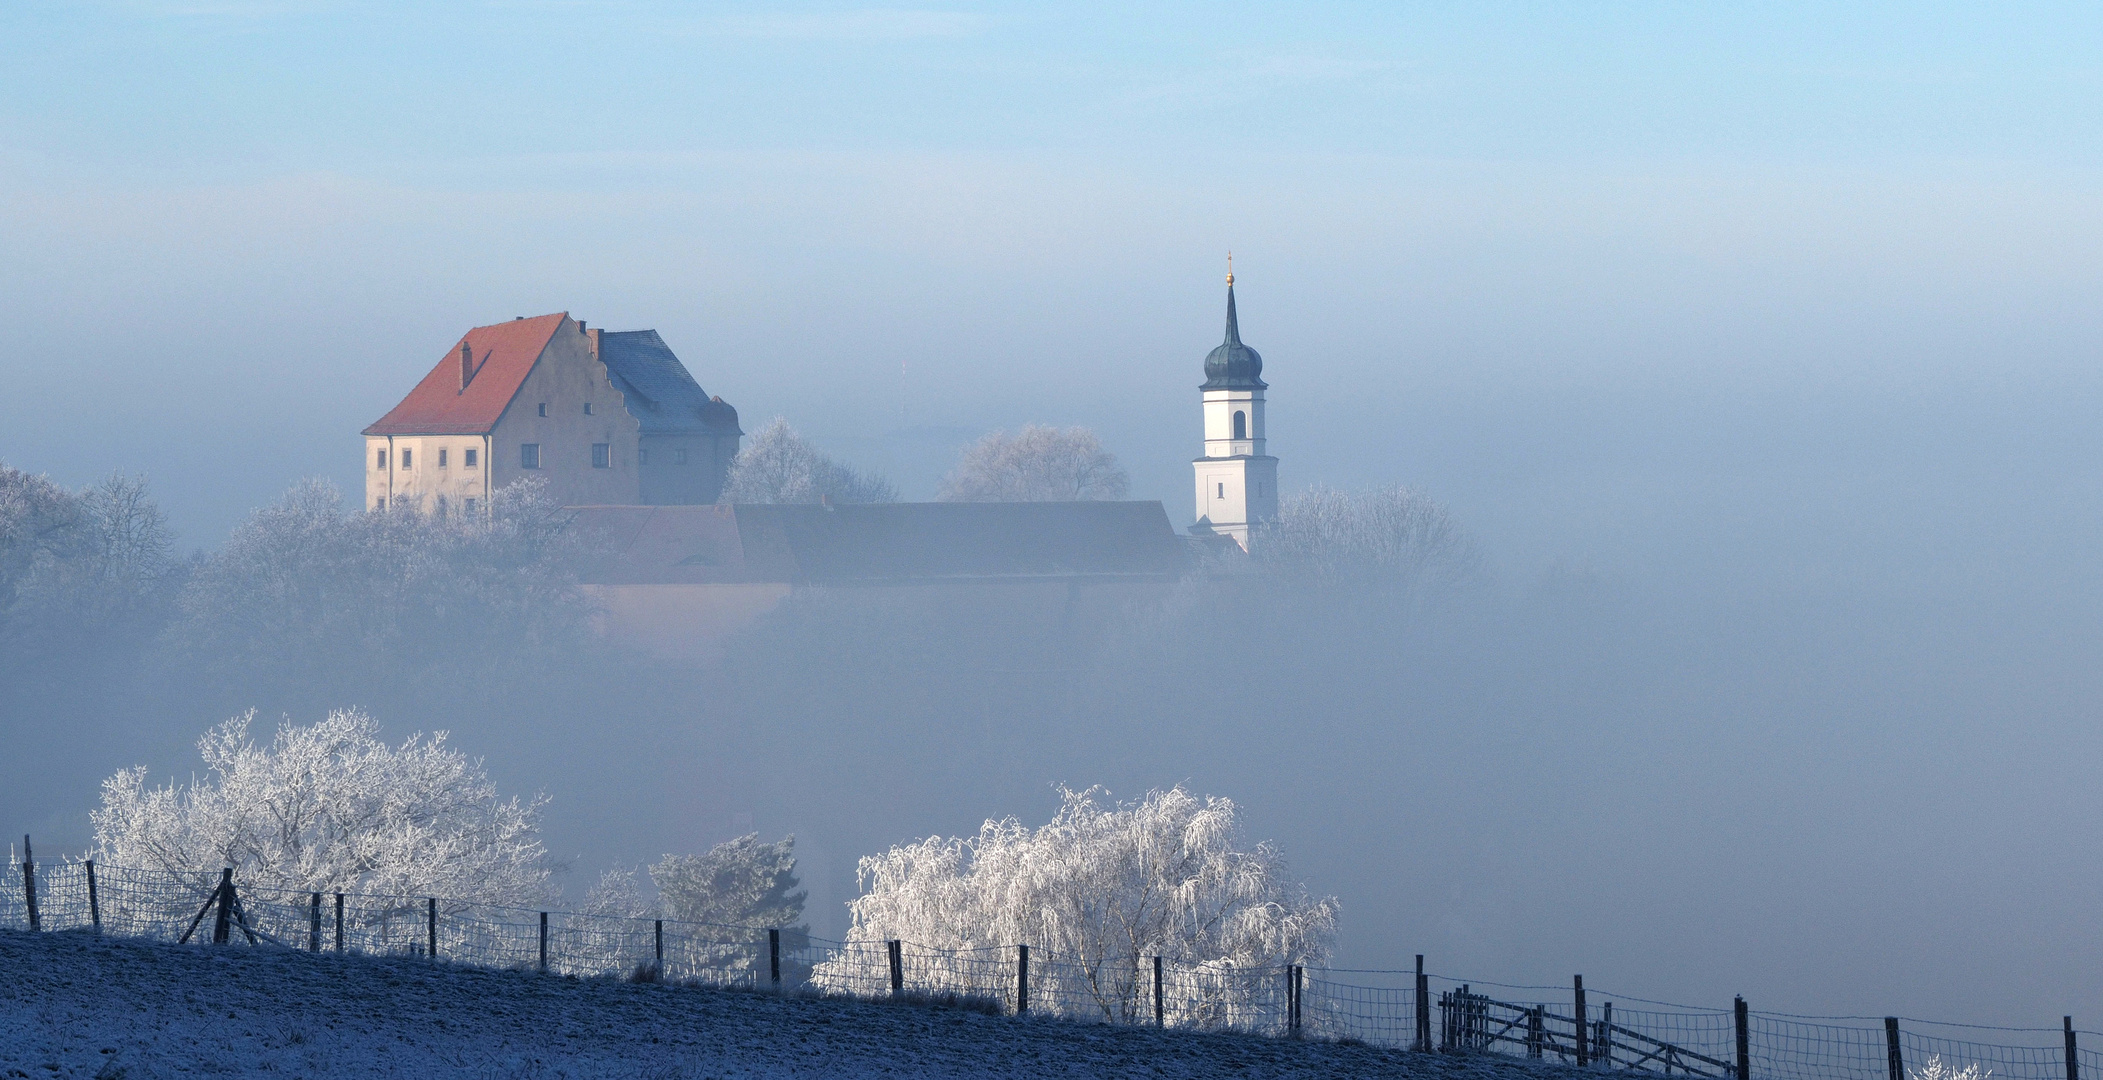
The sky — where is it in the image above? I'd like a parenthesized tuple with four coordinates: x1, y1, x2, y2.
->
(6, 0, 2103, 1032)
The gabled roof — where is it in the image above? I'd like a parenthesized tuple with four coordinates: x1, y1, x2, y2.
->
(597, 330, 741, 436)
(364, 314, 567, 436)
(564, 502, 1190, 586)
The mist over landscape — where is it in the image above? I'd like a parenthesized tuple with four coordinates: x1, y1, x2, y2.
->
(5, 0, 2103, 1045)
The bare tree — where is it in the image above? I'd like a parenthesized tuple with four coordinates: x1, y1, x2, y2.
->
(938, 424, 1129, 502)
(720, 417, 896, 504)
(1254, 484, 1480, 593)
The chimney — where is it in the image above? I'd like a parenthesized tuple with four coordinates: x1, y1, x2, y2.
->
(459, 341, 475, 390)
(587, 327, 600, 358)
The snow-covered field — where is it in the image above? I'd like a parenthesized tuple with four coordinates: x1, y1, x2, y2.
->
(0, 927, 1597, 1079)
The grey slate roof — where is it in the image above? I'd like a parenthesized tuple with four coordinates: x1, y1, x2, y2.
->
(598, 330, 742, 436)
(1201, 284, 1266, 391)
(567, 501, 1190, 586)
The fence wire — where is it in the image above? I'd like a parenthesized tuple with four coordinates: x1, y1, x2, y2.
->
(0, 859, 2094, 1077)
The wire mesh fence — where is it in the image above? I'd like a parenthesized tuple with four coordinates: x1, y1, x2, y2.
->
(1, 857, 2095, 1078)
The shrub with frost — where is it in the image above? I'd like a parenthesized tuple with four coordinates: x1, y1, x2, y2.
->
(937, 425, 1129, 502)
(814, 786, 1336, 1022)
(1911, 1058, 1991, 1080)
(92, 708, 552, 904)
(721, 418, 895, 505)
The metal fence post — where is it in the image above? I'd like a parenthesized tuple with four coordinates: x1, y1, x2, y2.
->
(334, 892, 344, 952)
(308, 892, 320, 951)
(769, 928, 781, 988)
(1886, 1017, 1903, 1080)
(426, 897, 437, 960)
(20, 835, 38, 932)
(85, 860, 101, 932)
(1736, 997, 1751, 1080)
(2066, 1017, 2078, 1080)
(1154, 955, 1164, 1026)
(538, 912, 549, 973)
(1574, 975, 1589, 1067)
(1016, 944, 1029, 1015)
(887, 939, 903, 995)
(1416, 955, 1431, 1052)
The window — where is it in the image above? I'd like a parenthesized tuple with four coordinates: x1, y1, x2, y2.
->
(638, 448, 648, 466)
(674, 448, 688, 465)
(583, 402, 593, 415)
(1232, 410, 1246, 440)
(375, 449, 387, 470)
(400, 449, 412, 470)
(464, 447, 478, 468)
(463, 497, 477, 516)
(1217, 482, 1225, 499)
(591, 443, 610, 469)
(438, 448, 448, 468)
(521, 443, 540, 469)
(374, 496, 386, 511)
(537, 403, 547, 417)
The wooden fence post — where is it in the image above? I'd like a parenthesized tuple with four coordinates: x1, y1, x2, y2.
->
(20, 835, 38, 931)
(308, 893, 320, 951)
(1154, 955, 1164, 1026)
(85, 860, 101, 932)
(1278, 958, 1295, 1033)
(1736, 997, 1751, 1080)
(1574, 975, 1589, 1067)
(1528, 1006, 1544, 1058)
(770, 928, 781, 988)
(1416, 955, 1431, 1052)
(538, 912, 548, 973)
(426, 897, 437, 960)
(2066, 1017, 2078, 1080)
(654, 920, 664, 977)
(1016, 944, 1029, 1015)
(887, 939, 903, 995)
(334, 893, 344, 952)
(1600, 1001, 1614, 1068)
(1885, 1017, 1903, 1080)
(209, 868, 235, 945)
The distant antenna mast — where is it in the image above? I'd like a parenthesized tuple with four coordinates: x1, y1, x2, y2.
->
(1226, 250, 1234, 286)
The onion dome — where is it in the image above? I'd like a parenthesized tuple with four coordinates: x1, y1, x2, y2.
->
(1202, 275, 1266, 390)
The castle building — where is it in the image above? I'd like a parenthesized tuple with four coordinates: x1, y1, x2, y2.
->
(363, 313, 740, 514)
(1190, 268, 1278, 550)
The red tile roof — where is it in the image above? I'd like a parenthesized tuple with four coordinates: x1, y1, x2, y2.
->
(363, 313, 568, 436)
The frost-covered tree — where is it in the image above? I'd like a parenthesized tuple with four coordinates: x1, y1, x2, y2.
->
(1254, 484, 1479, 591)
(92, 708, 552, 904)
(815, 786, 1336, 1020)
(721, 418, 896, 505)
(162, 476, 591, 701)
(1911, 1057, 1991, 1080)
(938, 425, 1129, 502)
(651, 833, 806, 929)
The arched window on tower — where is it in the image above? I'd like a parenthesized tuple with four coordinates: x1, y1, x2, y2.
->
(1232, 410, 1247, 440)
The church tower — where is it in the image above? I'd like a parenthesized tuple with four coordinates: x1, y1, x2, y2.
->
(1191, 261, 1278, 550)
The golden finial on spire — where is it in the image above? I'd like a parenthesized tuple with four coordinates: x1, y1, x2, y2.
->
(1226, 250, 1234, 287)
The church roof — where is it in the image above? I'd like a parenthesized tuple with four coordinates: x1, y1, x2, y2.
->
(1202, 284, 1265, 391)
(364, 313, 568, 436)
(566, 501, 1190, 586)
(597, 330, 741, 437)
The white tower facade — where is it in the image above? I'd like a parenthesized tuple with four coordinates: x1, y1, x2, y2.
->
(1191, 269, 1277, 551)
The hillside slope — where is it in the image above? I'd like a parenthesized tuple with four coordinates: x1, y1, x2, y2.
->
(0, 928, 1589, 1079)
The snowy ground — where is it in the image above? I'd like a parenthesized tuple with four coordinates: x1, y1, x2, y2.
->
(0, 928, 1596, 1079)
